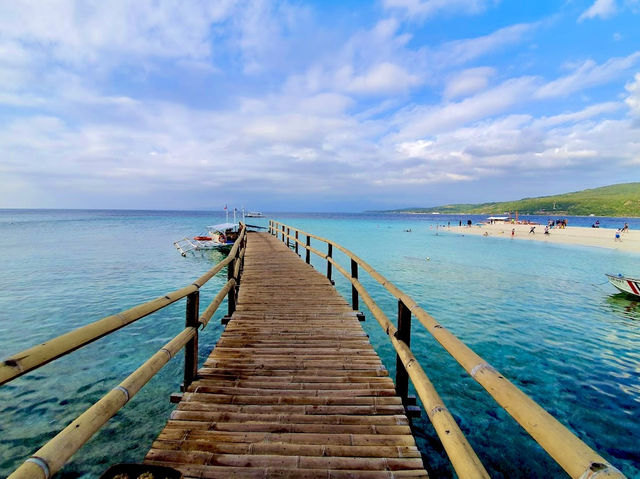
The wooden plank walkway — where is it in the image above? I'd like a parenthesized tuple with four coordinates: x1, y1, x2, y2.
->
(145, 232, 428, 478)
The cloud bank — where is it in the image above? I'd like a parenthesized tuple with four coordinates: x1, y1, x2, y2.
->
(0, 1, 639, 210)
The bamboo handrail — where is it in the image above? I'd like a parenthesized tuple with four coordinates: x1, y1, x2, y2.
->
(7, 227, 247, 479)
(329, 256, 489, 478)
(0, 226, 246, 387)
(8, 327, 197, 479)
(269, 220, 625, 479)
(199, 279, 235, 329)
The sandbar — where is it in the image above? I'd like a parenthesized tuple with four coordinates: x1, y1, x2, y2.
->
(444, 223, 640, 254)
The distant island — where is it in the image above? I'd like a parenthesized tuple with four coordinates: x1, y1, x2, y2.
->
(385, 183, 640, 217)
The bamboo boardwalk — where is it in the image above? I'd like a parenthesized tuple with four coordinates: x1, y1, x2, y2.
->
(145, 232, 428, 478)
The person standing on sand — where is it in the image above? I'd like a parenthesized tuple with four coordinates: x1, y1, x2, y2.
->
(615, 229, 622, 242)
(511, 228, 515, 238)
(529, 226, 535, 234)
(621, 222, 629, 233)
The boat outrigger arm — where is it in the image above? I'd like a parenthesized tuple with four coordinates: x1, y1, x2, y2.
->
(173, 237, 215, 257)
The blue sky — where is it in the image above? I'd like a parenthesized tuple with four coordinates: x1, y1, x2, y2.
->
(1, 0, 639, 212)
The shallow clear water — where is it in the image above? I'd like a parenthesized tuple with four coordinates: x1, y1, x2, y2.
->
(0, 210, 639, 478)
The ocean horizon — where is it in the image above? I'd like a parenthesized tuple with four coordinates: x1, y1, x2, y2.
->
(0, 209, 638, 478)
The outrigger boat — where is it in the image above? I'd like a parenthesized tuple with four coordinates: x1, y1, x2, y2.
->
(174, 222, 239, 257)
(606, 273, 640, 299)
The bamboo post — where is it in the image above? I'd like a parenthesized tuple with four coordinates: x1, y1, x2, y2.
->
(295, 230, 299, 255)
(351, 259, 359, 310)
(281, 224, 286, 242)
(305, 235, 311, 264)
(184, 291, 199, 389)
(286, 227, 290, 248)
(227, 255, 236, 316)
(326, 243, 333, 282)
(396, 299, 411, 405)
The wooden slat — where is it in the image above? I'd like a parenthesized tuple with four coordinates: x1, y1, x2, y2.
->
(145, 232, 428, 478)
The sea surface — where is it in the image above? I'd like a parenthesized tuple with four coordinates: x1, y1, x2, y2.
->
(0, 210, 639, 478)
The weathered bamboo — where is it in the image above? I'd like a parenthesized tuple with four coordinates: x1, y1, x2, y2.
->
(328, 257, 489, 478)
(200, 279, 235, 329)
(351, 258, 359, 311)
(395, 300, 411, 405)
(0, 226, 247, 387)
(8, 327, 197, 479)
(272, 221, 625, 479)
(184, 291, 200, 389)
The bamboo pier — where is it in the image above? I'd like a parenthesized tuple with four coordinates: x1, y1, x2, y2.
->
(3, 223, 627, 479)
(144, 232, 429, 477)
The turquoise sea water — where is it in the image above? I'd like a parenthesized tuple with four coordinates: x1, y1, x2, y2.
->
(0, 210, 639, 478)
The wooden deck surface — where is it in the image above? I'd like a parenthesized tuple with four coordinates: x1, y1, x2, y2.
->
(145, 232, 428, 478)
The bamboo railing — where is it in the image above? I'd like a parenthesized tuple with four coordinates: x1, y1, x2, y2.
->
(3, 225, 247, 479)
(269, 220, 625, 479)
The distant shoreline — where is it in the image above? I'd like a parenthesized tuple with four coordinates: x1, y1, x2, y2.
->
(381, 211, 640, 218)
(444, 223, 640, 254)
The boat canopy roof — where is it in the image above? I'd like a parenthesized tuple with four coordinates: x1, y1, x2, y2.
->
(207, 222, 238, 231)
(486, 216, 509, 220)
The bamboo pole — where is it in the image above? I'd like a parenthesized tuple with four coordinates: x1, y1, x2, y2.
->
(277, 221, 626, 479)
(199, 279, 235, 329)
(328, 257, 489, 479)
(0, 226, 246, 387)
(8, 327, 196, 479)
(184, 291, 200, 389)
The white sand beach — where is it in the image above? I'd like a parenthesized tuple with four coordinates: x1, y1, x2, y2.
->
(446, 222, 640, 254)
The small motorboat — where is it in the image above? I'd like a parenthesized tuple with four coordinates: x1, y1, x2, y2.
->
(606, 273, 640, 299)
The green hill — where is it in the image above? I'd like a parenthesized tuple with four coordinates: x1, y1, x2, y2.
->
(390, 183, 640, 217)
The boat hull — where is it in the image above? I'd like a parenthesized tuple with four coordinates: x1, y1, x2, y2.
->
(606, 274, 640, 298)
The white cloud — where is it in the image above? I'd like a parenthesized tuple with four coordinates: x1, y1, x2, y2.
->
(393, 76, 538, 140)
(578, 0, 618, 21)
(347, 63, 422, 95)
(444, 67, 495, 99)
(433, 23, 538, 67)
(383, 0, 498, 19)
(534, 102, 623, 127)
(1, 1, 639, 208)
(0, 1, 235, 64)
(536, 52, 640, 98)
(625, 73, 640, 116)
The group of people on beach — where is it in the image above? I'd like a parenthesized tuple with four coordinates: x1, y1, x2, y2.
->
(507, 219, 631, 243)
(549, 219, 567, 229)
(615, 223, 630, 242)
